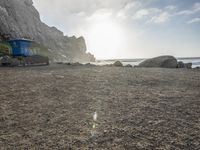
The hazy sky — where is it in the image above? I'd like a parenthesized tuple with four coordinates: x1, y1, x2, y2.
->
(33, 0, 200, 59)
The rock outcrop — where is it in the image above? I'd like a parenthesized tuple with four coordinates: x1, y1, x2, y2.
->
(183, 63, 192, 69)
(177, 61, 192, 69)
(113, 61, 123, 67)
(177, 61, 185, 68)
(0, 0, 95, 62)
(125, 64, 132, 67)
(138, 55, 178, 68)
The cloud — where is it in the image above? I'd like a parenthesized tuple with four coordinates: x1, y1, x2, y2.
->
(76, 11, 86, 17)
(132, 8, 171, 24)
(124, 1, 141, 10)
(134, 9, 150, 19)
(132, 8, 161, 20)
(177, 2, 200, 15)
(165, 5, 176, 11)
(116, 10, 127, 20)
(150, 12, 171, 24)
(116, 1, 141, 20)
(187, 18, 200, 24)
(193, 2, 200, 12)
(86, 9, 113, 21)
(33, 0, 132, 18)
(177, 10, 193, 15)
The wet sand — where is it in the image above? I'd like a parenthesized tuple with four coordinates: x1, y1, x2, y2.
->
(0, 64, 200, 149)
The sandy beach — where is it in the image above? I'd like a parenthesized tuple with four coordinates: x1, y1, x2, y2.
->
(0, 64, 200, 149)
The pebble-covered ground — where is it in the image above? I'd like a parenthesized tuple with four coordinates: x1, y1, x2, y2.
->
(0, 64, 200, 149)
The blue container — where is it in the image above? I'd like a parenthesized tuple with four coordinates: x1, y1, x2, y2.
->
(8, 39, 33, 56)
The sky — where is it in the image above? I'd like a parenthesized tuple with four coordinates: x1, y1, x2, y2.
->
(33, 0, 200, 59)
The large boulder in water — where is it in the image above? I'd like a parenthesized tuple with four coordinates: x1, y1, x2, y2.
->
(138, 55, 178, 68)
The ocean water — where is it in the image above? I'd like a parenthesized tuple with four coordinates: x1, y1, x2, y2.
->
(94, 57, 200, 68)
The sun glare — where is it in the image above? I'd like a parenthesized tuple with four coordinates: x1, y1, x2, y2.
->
(86, 20, 125, 59)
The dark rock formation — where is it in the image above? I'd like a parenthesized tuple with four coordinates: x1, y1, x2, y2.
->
(184, 63, 192, 69)
(85, 63, 96, 67)
(125, 64, 132, 67)
(113, 61, 123, 67)
(177, 61, 192, 69)
(0, 0, 95, 62)
(177, 61, 185, 68)
(138, 55, 178, 68)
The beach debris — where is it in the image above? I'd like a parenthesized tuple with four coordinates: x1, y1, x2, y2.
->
(138, 55, 178, 68)
(113, 61, 123, 67)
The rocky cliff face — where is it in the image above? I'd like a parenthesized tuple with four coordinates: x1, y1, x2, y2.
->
(0, 0, 95, 62)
